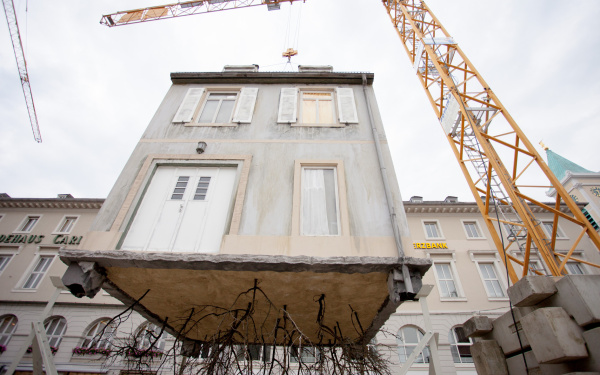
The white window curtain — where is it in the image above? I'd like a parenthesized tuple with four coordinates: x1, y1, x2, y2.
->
(301, 168, 339, 236)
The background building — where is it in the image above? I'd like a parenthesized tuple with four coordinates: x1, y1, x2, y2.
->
(544, 147, 600, 232)
(377, 196, 600, 374)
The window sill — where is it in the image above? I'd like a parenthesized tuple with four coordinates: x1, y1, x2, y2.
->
(11, 289, 38, 293)
(291, 123, 346, 128)
(184, 123, 239, 127)
(424, 237, 445, 241)
(440, 297, 468, 302)
(487, 297, 509, 302)
(466, 237, 486, 240)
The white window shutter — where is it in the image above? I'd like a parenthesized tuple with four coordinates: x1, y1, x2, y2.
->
(277, 88, 298, 123)
(232, 87, 258, 123)
(336, 88, 358, 124)
(172, 88, 205, 123)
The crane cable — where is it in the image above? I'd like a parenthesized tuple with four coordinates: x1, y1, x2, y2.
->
(281, 2, 302, 70)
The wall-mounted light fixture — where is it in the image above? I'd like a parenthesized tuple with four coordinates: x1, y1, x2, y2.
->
(196, 141, 207, 154)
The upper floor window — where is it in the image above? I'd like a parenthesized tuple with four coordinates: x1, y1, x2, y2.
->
(527, 260, 547, 276)
(22, 255, 54, 289)
(17, 216, 40, 233)
(236, 344, 272, 363)
(478, 263, 505, 298)
(397, 326, 429, 363)
(290, 346, 319, 363)
(566, 261, 585, 275)
(542, 221, 566, 239)
(301, 167, 340, 236)
(55, 216, 78, 234)
(434, 263, 459, 298)
(463, 221, 483, 239)
(449, 326, 473, 363)
(44, 316, 67, 348)
(423, 221, 442, 239)
(0, 315, 18, 347)
(277, 87, 358, 126)
(136, 323, 165, 351)
(172, 87, 258, 126)
(0, 254, 13, 275)
(82, 319, 115, 350)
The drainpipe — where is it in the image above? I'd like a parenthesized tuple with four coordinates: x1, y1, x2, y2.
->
(362, 74, 405, 259)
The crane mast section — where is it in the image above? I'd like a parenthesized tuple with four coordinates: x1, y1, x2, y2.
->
(100, 0, 300, 27)
(383, 0, 600, 281)
(2, 0, 42, 142)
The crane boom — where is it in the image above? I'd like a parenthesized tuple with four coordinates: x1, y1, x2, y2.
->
(382, 0, 600, 281)
(100, 0, 300, 27)
(99, 0, 600, 282)
(2, 0, 42, 143)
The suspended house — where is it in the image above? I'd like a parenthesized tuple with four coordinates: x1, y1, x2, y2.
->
(59, 65, 430, 350)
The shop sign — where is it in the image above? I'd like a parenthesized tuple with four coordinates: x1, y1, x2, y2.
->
(0, 234, 83, 245)
(413, 242, 448, 249)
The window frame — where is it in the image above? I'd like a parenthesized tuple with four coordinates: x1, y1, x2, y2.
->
(428, 252, 466, 301)
(0, 314, 18, 347)
(449, 326, 473, 364)
(292, 160, 350, 237)
(236, 344, 273, 363)
(0, 247, 18, 276)
(289, 345, 319, 363)
(196, 91, 239, 125)
(16, 249, 58, 291)
(15, 215, 42, 233)
(299, 89, 337, 126)
(277, 87, 358, 126)
(422, 220, 444, 240)
(172, 87, 259, 127)
(53, 215, 79, 234)
(135, 322, 166, 352)
(541, 221, 567, 240)
(566, 261, 586, 275)
(461, 219, 485, 239)
(44, 316, 67, 348)
(81, 318, 116, 350)
(396, 325, 430, 364)
(300, 166, 341, 236)
(469, 251, 509, 301)
(526, 259, 547, 276)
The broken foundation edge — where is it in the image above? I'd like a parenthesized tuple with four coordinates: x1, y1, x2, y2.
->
(59, 249, 431, 349)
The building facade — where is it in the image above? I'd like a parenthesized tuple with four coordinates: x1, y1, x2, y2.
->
(57, 66, 428, 372)
(0, 195, 172, 374)
(377, 196, 600, 375)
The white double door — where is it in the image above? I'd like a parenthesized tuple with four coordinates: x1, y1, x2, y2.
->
(122, 166, 236, 253)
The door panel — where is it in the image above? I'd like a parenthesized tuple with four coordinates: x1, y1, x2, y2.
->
(122, 166, 236, 253)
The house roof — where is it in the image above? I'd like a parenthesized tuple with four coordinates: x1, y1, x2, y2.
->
(546, 149, 594, 181)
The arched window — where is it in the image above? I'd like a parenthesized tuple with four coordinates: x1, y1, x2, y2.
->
(82, 319, 115, 349)
(44, 316, 67, 348)
(136, 323, 165, 351)
(449, 326, 473, 363)
(397, 326, 429, 363)
(0, 315, 18, 346)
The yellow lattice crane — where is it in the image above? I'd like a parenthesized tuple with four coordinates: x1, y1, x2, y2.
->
(99, 0, 600, 283)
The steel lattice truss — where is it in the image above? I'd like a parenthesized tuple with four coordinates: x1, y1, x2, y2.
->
(2, 0, 42, 142)
(382, 0, 600, 281)
(99, 0, 600, 281)
(100, 0, 301, 27)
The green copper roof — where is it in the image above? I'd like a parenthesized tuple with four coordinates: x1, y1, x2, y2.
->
(546, 149, 593, 181)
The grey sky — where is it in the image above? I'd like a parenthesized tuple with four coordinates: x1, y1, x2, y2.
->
(1, 0, 599, 201)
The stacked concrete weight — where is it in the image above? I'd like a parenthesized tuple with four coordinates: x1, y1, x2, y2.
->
(462, 275, 600, 375)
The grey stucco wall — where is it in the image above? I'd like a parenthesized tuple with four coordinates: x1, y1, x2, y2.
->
(92, 73, 409, 242)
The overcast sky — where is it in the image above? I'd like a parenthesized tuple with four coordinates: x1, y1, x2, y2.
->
(1, 0, 599, 202)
